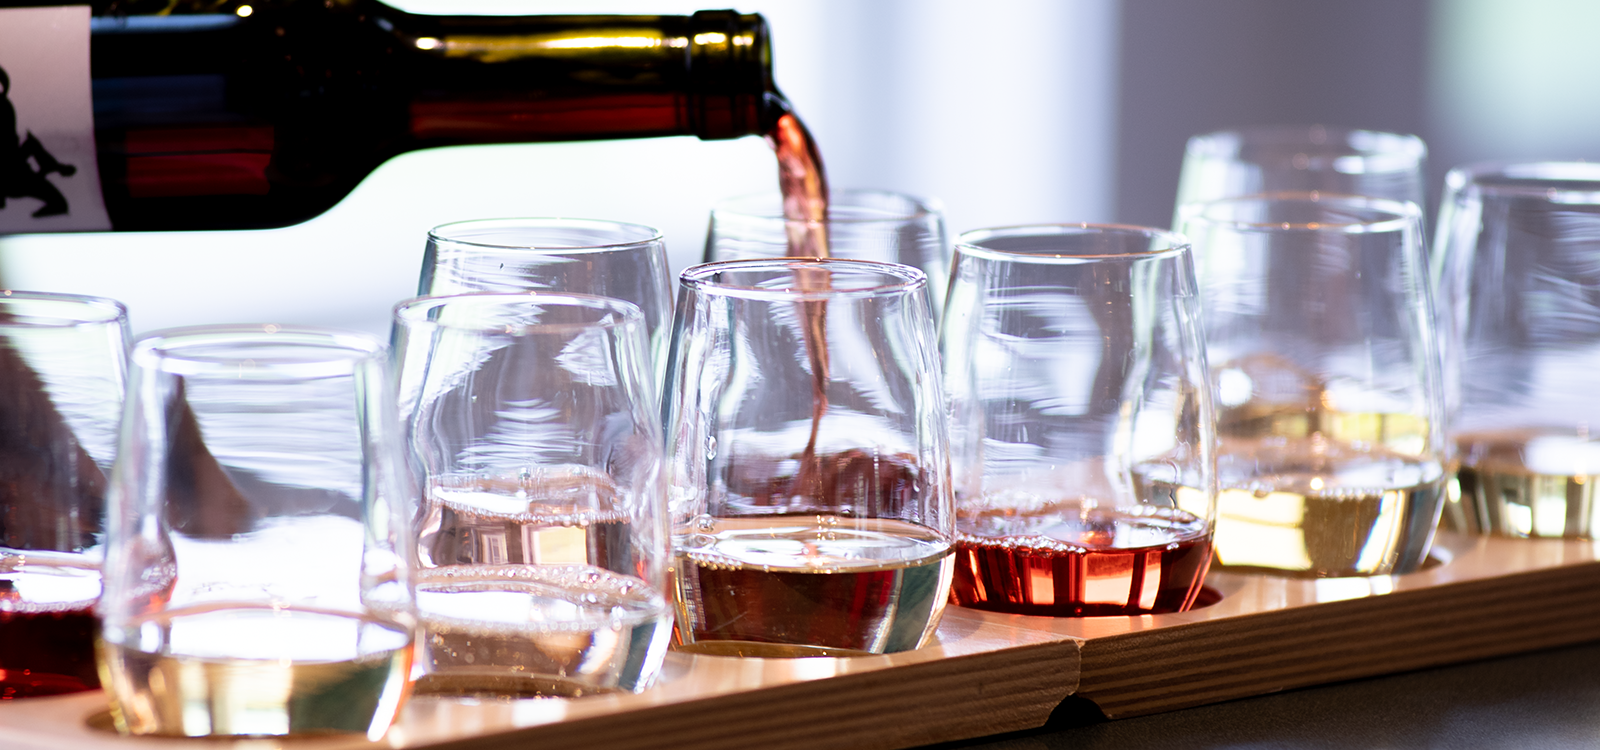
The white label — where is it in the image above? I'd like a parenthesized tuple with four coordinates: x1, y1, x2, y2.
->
(0, 6, 112, 232)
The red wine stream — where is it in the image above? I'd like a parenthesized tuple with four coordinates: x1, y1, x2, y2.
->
(765, 104, 833, 497)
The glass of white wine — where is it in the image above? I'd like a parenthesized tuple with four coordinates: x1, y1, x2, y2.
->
(1433, 162, 1600, 539)
(391, 292, 671, 695)
(99, 325, 415, 739)
(662, 258, 953, 656)
(1180, 193, 1446, 577)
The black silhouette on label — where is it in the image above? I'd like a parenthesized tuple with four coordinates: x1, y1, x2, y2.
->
(0, 65, 76, 219)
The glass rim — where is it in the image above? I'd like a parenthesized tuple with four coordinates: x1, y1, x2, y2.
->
(1179, 192, 1420, 234)
(1186, 124, 1426, 173)
(710, 188, 943, 225)
(393, 291, 646, 334)
(954, 223, 1191, 264)
(131, 324, 384, 377)
(1444, 161, 1600, 202)
(0, 290, 127, 328)
(426, 217, 665, 253)
(679, 258, 928, 300)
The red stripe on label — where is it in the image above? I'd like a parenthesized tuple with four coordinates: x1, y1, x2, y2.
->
(124, 125, 276, 155)
(410, 95, 686, 139)
(126, 153, 272, 198)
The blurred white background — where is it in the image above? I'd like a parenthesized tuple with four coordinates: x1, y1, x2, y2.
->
(4, 0, 1600, 337)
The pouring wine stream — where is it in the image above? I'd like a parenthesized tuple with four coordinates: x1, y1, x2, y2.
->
(766, 107, 832, 500)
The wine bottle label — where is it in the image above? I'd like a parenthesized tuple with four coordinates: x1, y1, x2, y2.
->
(0, 6, 112, 233)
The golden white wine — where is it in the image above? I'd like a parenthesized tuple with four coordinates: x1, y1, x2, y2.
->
(1451, 431, 1600, 539)
(1204, 435, 1445, 576)
(98, 605, 412, 739)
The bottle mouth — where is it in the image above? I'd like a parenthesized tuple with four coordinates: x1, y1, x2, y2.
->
(687, 11, 774, 139)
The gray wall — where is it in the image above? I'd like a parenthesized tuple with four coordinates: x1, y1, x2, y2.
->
(1114, 0, 1430, 228)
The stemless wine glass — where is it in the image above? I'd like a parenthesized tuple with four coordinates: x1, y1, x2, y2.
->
(1174, 125, 1427, 224)
(1181, 194, 1446, 577)
(1433, 162, 1600, 538)
(704, 190, 950, 311)
(99, 326, 415, 739)
(941, 225, 1216, 616)
(663, 258, 953, 656)
(392, 292, 670, 695)
(419, 218, 673, 373)
(0, 292, 128, 698)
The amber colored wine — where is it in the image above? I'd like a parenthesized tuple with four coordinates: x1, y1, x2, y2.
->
(1451, 431, 1600, 539)
(414, 564, 672, 696)
(950, 504, 1212, 617)
(674, 515, 952, 655)
(0, 601, 99, 698)
(98, 605, 413, 738)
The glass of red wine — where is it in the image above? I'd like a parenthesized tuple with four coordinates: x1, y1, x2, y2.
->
(98, 326, 415, 737)
(703, 190, 950, 311)
(1180, 194, 1445, 577)
(392, 292, 671, 695)
(662, 258, 953, 656)
(419, 218, 673, 376)
(941, 225, 1217, 617)
(0, 292, 128, 698)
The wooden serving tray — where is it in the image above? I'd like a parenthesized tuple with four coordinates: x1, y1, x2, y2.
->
(4, 531, 1598, 750)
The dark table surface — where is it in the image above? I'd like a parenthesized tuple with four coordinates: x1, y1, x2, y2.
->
(914, 639, 1600, 749)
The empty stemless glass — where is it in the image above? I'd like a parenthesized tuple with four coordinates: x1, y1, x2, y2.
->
(941, 225, 1216, 616)
(704, 190, 950, 311)
(663, 258, 953, 656)
(392, 292, 671, 695)
(1182, 194, 1446, 577)
(99, 326, 415, 739)
(420, 218, 673, 372)
(1174, 125, 1427, 225)
(1433, 162, 1600, 538)
(0, 292, 128, 698)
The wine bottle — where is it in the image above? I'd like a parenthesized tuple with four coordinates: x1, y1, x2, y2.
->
(0, 0, 781, 232)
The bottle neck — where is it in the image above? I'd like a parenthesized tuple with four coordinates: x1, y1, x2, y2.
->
(379, 8, 776, 143)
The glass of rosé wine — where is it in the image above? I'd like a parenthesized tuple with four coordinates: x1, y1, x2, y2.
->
(662, 258, 953, 656)
(941, 225, 1217, 616)
(0, 292, 128, 698)
(392, 292, 671, 696)
(98, 326, 415, 738)
(1180, 194, 1445, 577)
